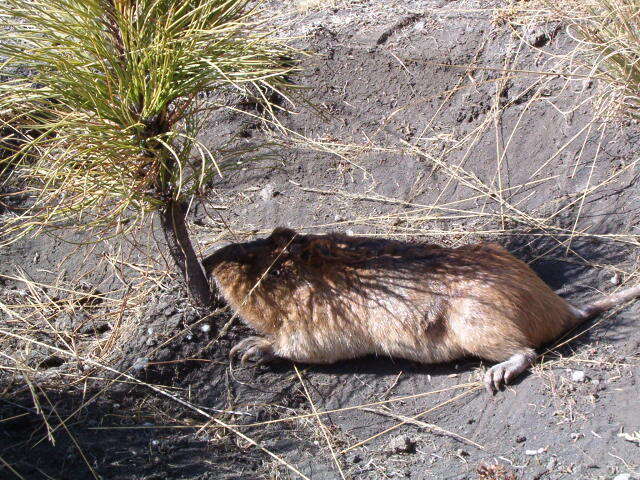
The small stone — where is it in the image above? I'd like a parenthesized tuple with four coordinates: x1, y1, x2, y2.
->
(525, 447, 546, 456)
(613, 474, 631, 480)
(200, 323, 211, 333)
(259, 184, 275, 201)
(610, 273, 622, 285)
(185, 333, 193, 341)
(618, 431, 640, 445)
(151, 439, 159, 446)
(146, 338, 156, 346)
(155, 348, 172, 362)
(570, 370, 586, 383)
(147, 327, 154, 335)
(387, 434, 416, 454)
(132, 357, 149, 371)
(167, 314, 182, 329)
(346, 229, 354, 236)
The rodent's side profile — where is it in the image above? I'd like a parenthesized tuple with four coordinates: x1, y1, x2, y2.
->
(203, 227, 640, 393)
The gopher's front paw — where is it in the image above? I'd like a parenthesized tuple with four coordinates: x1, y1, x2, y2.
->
(230, 336, 275, 366)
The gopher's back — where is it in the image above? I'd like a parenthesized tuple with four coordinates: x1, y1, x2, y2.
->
(206, 228, 575, 366)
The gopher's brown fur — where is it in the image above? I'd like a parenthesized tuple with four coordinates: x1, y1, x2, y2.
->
(204, 228, 640, 392)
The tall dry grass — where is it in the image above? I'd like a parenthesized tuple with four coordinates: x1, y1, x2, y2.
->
(561, 0, 640, 119)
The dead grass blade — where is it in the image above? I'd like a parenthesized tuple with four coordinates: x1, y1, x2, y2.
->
(229, 382, 480, 428)
(36, 385, 101, 480)
(339, 384, 482, 455)
(0, 454, 26, 480)
(294, 365, 347, 480)
(0, 328, 311, 480)
(359, 406, 484, 450)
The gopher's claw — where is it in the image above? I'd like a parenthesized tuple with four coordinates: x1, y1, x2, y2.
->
(483, 351, 536, 394)
(230, 336, 275, 366)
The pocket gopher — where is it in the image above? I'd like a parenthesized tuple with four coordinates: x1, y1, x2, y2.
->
(204, 228, 640, 393)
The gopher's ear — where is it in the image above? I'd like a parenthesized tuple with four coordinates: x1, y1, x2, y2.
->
(268, 227, 297, 246)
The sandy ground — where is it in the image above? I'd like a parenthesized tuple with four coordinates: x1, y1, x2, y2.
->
(1, 1, 639, 479)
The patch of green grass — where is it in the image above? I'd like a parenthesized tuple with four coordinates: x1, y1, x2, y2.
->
(0, 0, 298, 306)
(0, 0, 295, 239)
(567, 0, 640, 119)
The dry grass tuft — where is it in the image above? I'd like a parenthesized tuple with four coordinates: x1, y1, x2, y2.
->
(554, 0, 640, 120)
(0, 271, 156, 393)
(0, 0, 296, 246)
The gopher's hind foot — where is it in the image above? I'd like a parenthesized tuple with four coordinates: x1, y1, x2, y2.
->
(484, 350, 536, 394)
(230, 336, 275, 366)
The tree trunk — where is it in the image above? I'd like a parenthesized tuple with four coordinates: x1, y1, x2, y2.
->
(160, 199, 213, 309)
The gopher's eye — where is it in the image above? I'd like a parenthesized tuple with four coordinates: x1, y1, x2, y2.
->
(269, 268, 281, 277)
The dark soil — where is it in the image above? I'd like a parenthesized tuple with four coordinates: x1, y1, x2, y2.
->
(1, 1, 639, 479)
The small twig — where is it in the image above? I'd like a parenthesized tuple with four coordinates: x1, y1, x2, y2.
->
(229, 382, 480, 428)
(339, 386, 481, 454)
(0, 454, 26, 480)
(37, 385, 100, 480)
(0, 328, 311, 480)
(295, 366, 347, 480)
(359, 406, 484, 450)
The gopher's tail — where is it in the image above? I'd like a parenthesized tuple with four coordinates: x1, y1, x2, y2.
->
(571, 284, 640, 321)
